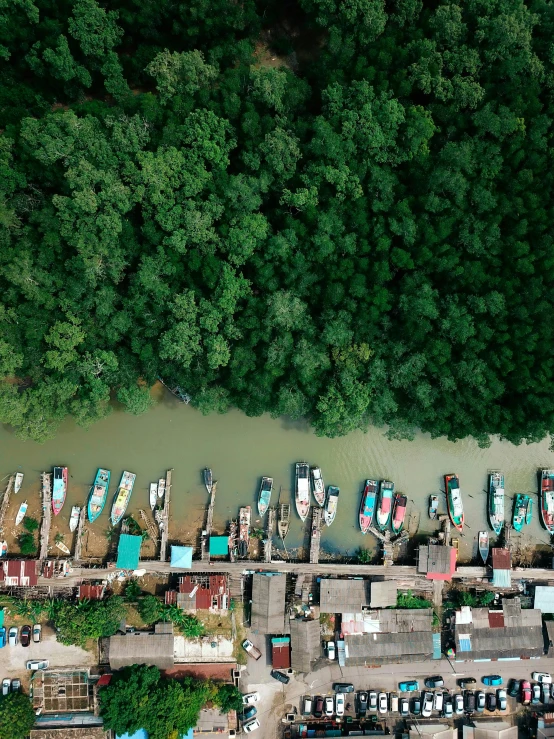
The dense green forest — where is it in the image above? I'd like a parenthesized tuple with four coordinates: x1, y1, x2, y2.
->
(1, 0, 554, 444)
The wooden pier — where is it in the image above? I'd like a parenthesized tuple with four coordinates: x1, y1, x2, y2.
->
(201, 480, 217, 562)
(159, 469, 173, 562)
(309, 506, 323, 564)
(228, 519, 237, 563)
(139, 509, 158, 547)
(73, 506, 86, 562)
(263, 507, 276, 563)
(0, 475, 14, 534)
(38, 472, 52, 561)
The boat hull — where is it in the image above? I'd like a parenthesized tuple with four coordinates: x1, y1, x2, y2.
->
(428, 495, 438, 520)
(15, 501, 27, 526)
(376, 481, 394, 531)
(512, 493, 531, 532)
(324, 486, 339, 526)
(52, 466, 68, 516)
(488, 472, 504, 536)
(258, 477, 273, 517)
(204, 468, 213, 495)
(278, 503, 290, 540)
(478, 531, 489, 564)
(391, 494, 407, 534)
(69, 506, 80, 533)
(540, 469, 554, 534)
(295, 463, 310, 521)
(87, 469, 110, 523)
(14, 472, 24, 494)
(359, 480, 378, 534)
(239, 506, 251, 557)
(310, 467, 325, 507)
(445, 474, 464, 532)
(110, 471, 136, 526)
(149, 483, 157, 511)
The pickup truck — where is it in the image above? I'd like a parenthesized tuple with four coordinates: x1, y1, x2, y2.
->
(242, 639, 262, 660)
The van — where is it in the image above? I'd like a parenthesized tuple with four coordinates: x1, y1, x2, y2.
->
(389, 693, 399, 712)
(434, 692, 444, 713)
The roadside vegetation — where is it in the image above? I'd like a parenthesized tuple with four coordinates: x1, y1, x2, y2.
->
(137, 594, 205, 637)
(0, 692, 35, 739)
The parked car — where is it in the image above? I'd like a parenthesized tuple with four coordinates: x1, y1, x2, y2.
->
(425, 676, 444, 688)
(238, 707, 257, 723)
(508, 679, 521, 698)
(497, 690, 507, 711)
(454, 694, 464, 715)
(533, 673, 552, 684)
(11, 679, 21, 693)
(434, 692, 444, 713)
(358, 691, 368, 716)
(243, 719, 260, 733)
(0, 628, 5, 648)
(459, 677, 477, 688)
(532, 684, 542, 705)
(327, 641, 336, 660)
(543, 684, 551, 704)
(242, 639, 262, 661)
(378, 692, 388, 715)
(400, 697, 410, 716)
(336, 693, 345, 717)
(486, 693, 497, 711)
(389, 693, 399, 712)
(477, 692, 486, 712)
(32, 624, 42, 643)
(483, 675, 503, 686)
(1, 679, 10, 696)
(333, 683, 355, 693)
(303, 696, 313, 716)
(444, 697, 453, 718)
(369, 691, 378, 712)
(314, 696, 324, 718)
(412, 697, 422, 715)
(465, 691, 476, 713)
(243, 692, 260, 706)
(422, 692, 434, 718)
(325, 696, 334, 717)
(8, 627, 18, 647)
(522, 681, 532, 705)
(270, 669, 290, 685)
(399, 680, 419, 692)
(20, 625, 31, 648)
(26, 660, 49, 670)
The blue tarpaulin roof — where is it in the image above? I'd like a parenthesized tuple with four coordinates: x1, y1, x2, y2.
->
(492, 569, 512, 588)
(170, 546, 193, 569)
(432, 633, 442, 659)
(116, 534, 142, 570)
(117, 730, 192, 739)
(209, 536, 228, 556)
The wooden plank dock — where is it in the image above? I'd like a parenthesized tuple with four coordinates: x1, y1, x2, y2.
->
(201, 480, 217, 562)
(39, 472, 52, 561)
(159, 469, 173, 562)
(309, 506, 323, 564)
(0, 474, 14, 534)
(73, 505, 86, 561)
(263, 507, 276, 563)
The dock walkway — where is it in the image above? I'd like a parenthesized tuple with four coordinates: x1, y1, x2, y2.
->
(159, 469, 173, 562)
(0, 475, 14, 534)
(263, 507, 276, 563)
(38, 473, 52, 561)
(309, 506, 323, 564)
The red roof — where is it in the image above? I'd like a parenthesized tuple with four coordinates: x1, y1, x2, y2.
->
(78, 584, 105, 601)
(488, 611, 505, 628)
(96, 674, 112, 687)
(492, 548, 511, 570)
(178, 575, 229, 610)
(426, 548, 457, 581)
(165, 590, 177, 605)
(272, 640, 291, 669)
(0, 565, 4, 583)
(3, 560, 38, 586)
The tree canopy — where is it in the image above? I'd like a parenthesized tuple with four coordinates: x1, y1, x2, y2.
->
(0, 693, 35, 739)
(1, 0, 554, 444)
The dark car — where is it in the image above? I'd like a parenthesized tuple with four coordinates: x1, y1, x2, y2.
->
(270, 669, 290, 685)
(458, 677, 477, 689)
(412, 697, 422, 715)
(238, 706, 257, 723)
(20, 625, 31, 648)
(425, 676, 444, 688)
(358, 691, 368, 716)
(333, 683, 355, 693)
(486, 693, 497, 712)
(465, 691, 476, 713)
(508, 679, 521, 698)
(314, 696, 324, 718)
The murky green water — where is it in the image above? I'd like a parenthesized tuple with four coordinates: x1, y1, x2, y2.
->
(2, 386, 554, 560)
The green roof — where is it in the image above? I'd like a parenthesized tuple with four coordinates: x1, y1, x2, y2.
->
(271, 637, 290, 645)
(209, 536, 228, 556)
(116, 534, 142, 570)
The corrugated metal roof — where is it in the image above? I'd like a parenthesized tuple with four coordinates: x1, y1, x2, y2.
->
(492, 569, 512, 588)
(492, 547, 511, 570)
(319, 578, 371, 613)
(116, 534, 141, 570)
(251, 572, 286, 634)
(344, 630, 434, 665)
(109, 626, 174, 670)
(209, 536, 228, 556)
(432, 633, 442, 659)
(535, 586, 554, 614)
(370, 581, 398, 608)
(170, 546, 193, 568)
(290, 619, 320, 673)
(271, 637, 291, 669)
(418, 544, 457, 577)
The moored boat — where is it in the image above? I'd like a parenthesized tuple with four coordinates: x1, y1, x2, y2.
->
(203, 468, 213, 495)
(324, 486, 340, 526)
(15, 500, 28, 525)
(87, 468, 110, 522)
(52, 466, 68, 516)
(488, 471, 504, 535)
(311, 467, 325, 507)
(56, 541, 70, 555)
(258, 477, 273, 517)
(157, 477, 165, 499)
(429, 495, 439, 519)
(14, 472, 24, 494)
(540, 469, 554, 534)
(110, 471, 136, 526)
(391, 493, 408, 534)
(526, 498, 533, 525)
(239, 505, 251, 557)
(445, 473, 464, 531)
(149, 483, 158, 511)
(278, 503, 290, 541)
(359, 480, 378, 534)
(69, 506, 80, 532)
(295, 463, 310, 521)
(478, 530, 489, 564)
(512, 493, 531, 532)
(376, 480, 394, 531)
(0, 541, 7, 557)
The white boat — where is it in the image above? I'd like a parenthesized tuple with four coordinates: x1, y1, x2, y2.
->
(324, 486, 340, 526)
(0, 541, 7, 557)
(56, 541, 70, 555)
(310, 467, 325, 507)
(69, 506, 80, 532)
(15, 500, 28, 525)
(14, 472, 24, 494)
(149, 483, 158, 510)
(157, 477, 165, 498)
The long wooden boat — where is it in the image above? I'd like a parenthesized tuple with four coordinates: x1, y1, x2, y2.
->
(14, 472, 24, 494)
(56, 541, 70, 555)
(204, 468, 213, 495)
(52, 466, 68, 516)
(15, 500, 28, 525)
(540, 469, 554, 534)
(429, 495, 439, 519)
(149, 483, 158, 511)
(445, 473, 464, 532)
(258, 476, 273, 517)
(488, 471, 504, 536)
(478, 530, 489, 564)
(239, 505, 251, 557)
(0, 541, 7, 557)
(376, 480, 394, 531)
(69, 506, 80, 532)
(311, 467, 325, 507)
(87, 468, 110, 522)
(391, 493, 408, 534)
(295, 463, 310, 521)
(512, 493, 531, 532)
(324, 486, 340, 526)
(157, 477, 165, 499)
(278, 503, 290, 541)
(359, 480, 378, 534)
(110, 471, 136, 526)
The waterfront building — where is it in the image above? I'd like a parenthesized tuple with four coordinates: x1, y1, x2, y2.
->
(417, 543, 457, 581)
(108, 622, 174, 670)
(290, 619, 320, 673)
(251, 572, 286, 634)
(165, 574, 229, 613)
(319, 577, 371, 613)
(0, 559, 38, 586)
(491, 548, 512, 588)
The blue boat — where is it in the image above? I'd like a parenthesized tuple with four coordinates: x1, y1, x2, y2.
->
(258, 477, 273, 517)
(359, 480, 378, 534)
(87, 469, 111, 522)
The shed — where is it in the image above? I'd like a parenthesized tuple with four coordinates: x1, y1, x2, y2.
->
(290, 619, 320, 673)
(271, 636, 291, 669)
(370, 581, 398, 608)
(209, 536, 228, 557)
(535, 586, 554, 613)
(463, 721, 518, 739)
(410, 725, 457, 739)
(2, 560, 38, 586)
(418, 544, 457, 581)
(109, 622, 174, 670)
(116, 534, 141, 570)
(491, 548, 512, 587)
(78, 584, 106, 601)
(170, 546, 193, 569)
(251, 572, 286, 634)
(319, 578, 371, 613)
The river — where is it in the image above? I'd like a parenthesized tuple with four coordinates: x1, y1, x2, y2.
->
(1, 384, 554, 562)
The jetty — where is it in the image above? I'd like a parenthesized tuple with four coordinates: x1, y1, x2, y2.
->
(0, 475, 14, 534)
(73, 506, 86, 562)
(38, 472, 52, 561)
(159, 469, 173, 562)
(309, 506, 323, 564)
(139, 509, 158, 547)
(263, 506, 276, 563)
(228, 519, 237, 563)
(201, 479, 217, 562)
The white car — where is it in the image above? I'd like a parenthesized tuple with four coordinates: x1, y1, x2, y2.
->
(400, 697, 410, 716)
(1, 679, 10, 696)
(243, 718, 260, 733)
(303, 696, 313, 715)
(433, 691, 443, 712)
(369, 690, 378, 712)
(422, 692, 434, 718)
(26, 660, 49, 670)
(378, 692, 388, 715)
(242, 692, 260, 705)
(533, 672, 552, 684)
(8, 627, 18, 647)
(32, 624, 42, 643)
(325, 696, 334, 716)
(454, 694, 464, 714)
(336, 693, 345, 716)
(327, 641, 336, 660)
